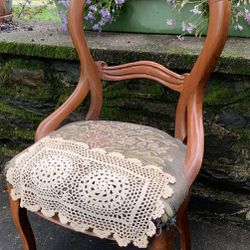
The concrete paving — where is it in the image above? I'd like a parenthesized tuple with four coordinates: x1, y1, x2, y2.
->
(1, 188, 249, 250)
(0, 20, 249, 75)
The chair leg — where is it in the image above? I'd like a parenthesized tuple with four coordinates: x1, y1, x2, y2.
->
(150, 226, 174, 250)
(7, 184, 36, 250)
(176, 195, 191, 250)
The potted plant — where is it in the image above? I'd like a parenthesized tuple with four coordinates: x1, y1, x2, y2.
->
(54, 0, 250, 37)
(0, 0, 12, 23)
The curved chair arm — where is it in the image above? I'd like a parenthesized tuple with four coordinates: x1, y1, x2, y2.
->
(35, 0, 103, 141)
(35, 76, 90, 141)
(35, 0, 231, 188)
(177, 0, 231, 184)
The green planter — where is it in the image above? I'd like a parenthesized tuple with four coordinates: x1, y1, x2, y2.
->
(55, 0, 250, 37)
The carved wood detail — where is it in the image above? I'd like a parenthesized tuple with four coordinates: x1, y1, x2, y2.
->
(96, 61, 186, 92)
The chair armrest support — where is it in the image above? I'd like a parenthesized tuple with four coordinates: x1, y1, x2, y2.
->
(179, 0, 231, 185)
(35, 76, 89, 141)
(35, 0, 103, 142)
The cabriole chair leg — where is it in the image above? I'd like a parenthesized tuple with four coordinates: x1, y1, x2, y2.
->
(176, 196, 191, 250)
(7, 185, 36, 250)
(150, 226, 174, 250)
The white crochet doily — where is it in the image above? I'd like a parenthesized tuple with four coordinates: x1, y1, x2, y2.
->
(6, 137, 176, 248)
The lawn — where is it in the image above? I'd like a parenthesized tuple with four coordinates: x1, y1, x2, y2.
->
(12, 1, 60, 22)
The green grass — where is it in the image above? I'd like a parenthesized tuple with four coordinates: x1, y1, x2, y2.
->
(12, 5, 60, 22)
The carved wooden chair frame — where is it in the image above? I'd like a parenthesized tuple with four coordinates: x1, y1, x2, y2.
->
(7, 0, 231, 249)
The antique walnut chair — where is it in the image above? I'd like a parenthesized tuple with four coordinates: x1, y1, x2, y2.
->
(5, 0, 231, 249)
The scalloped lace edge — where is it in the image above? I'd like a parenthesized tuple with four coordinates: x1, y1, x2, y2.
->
(6, 136, 176, 248)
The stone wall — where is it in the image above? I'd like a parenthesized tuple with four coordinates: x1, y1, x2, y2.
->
(0, 53, 249, 227)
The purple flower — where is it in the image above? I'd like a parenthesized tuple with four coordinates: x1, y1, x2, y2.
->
(235, 24, 244, 31)
(92, 24, 101, 32)
(190, 6, 201, 15)
(99, 8, 111, 20)
(115, 0, 125, 5)
(245, 10, 250, 25)
(166, 19, 174, 27)
(182, 22, 195, 34)
(89, 5, 97, 12)
(54, 0, 250, 35)
(85, 12, 95, 21)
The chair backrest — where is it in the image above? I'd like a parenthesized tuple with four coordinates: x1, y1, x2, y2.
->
(35, 0, 231, 186)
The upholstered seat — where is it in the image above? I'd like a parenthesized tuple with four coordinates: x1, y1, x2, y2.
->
(5, 121, 189, 247)
(50, 120, 189, 210)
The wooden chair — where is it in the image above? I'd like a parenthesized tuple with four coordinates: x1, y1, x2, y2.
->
(6, 0, 231, 249)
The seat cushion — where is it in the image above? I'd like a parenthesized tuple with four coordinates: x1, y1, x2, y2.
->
(5, 120, 189, 248)
(49, 121, 189, 211)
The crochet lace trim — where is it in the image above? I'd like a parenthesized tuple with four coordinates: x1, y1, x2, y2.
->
(6, 137, 176, 248)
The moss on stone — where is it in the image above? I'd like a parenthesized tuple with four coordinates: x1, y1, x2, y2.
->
(229, 128, 250, 149)
(232, 94, 250, 116)
(9, 58, 45, 71)
(0, 35, 249, 75)
(143, 83, 164, 96)
(204, 79, 250, 115)
(0, 42, 77, 61)
(204, 82, 233, 106)
(219, 56, 250, 76)
(104, 80, 179, 104)
(103, 83, 131, 99)
(0, 62, 12, 84)
(55, 87, 76, 107)
(0, 17, 249, 75)
(0, 126, 34, 141)
(139, 83, 179, 102)
(1, 84, 53, 103)
(0, 102, 43, 124)
(0, 146, 24, 158)
(0, 57, 73, 106)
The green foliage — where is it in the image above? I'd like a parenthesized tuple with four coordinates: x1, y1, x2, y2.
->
(13, 4, 60, 21)
(0, 62, 12, 84)
(173, 0, 250, 36)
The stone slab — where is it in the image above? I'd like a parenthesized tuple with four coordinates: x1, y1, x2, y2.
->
(0, 55, 249, 225)
(0, 19, 249, 75)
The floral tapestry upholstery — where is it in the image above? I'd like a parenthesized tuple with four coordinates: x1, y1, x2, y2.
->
(50, 120, 188, 216)
(5, 120, 189, 247)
